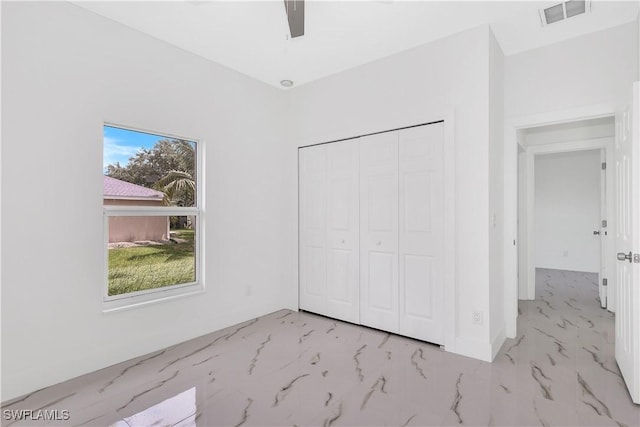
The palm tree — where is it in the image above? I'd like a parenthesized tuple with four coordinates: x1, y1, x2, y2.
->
(153, 140, 196, 207)
(153, 141, 196, 230)
(155, 169, 195, 207)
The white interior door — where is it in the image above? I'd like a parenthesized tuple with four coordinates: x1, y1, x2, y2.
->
(614, 82, 640, 404)
(326, 141, 360, 323)
(599, 148, 608, 308)
(398, 123, 444, 344)
(360, 132, 399, 333)
(299, 145, 327, 314)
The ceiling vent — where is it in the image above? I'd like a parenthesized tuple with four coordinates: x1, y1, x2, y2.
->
(539, 0, 591, 26)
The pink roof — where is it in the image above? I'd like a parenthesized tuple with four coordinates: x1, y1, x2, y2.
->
(104, 176, 164, 200)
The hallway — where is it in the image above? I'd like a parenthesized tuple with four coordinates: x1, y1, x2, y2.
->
(492, 268, 639, 426)
(2, 270, 639, 426)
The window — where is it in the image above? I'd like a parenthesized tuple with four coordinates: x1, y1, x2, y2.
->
(103, 124, 202, 310)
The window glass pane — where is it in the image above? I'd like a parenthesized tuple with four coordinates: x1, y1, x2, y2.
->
(103, 125, 197, 207)
(108, 216, 196, 296)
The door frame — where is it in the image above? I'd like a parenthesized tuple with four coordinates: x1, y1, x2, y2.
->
(521, 140, 613, 304)
(504, 104, 616, 338)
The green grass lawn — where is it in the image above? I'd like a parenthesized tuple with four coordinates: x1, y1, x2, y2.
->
(108, 229, 195, 296)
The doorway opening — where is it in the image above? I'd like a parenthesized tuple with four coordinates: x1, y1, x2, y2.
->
(504, 88, 640, 405)
(516, 116, 615, 312)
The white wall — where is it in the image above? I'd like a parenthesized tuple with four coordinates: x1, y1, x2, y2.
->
(286, 25, 498, 360)
(534, 150, 601, 273)
(505, 21, 638, 118)
(488, 29, 505, 355)
(1, 2, 291, 401)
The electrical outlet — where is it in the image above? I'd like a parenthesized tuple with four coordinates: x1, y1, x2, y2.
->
(563, 250, 569, 257)
(245, 285, 252, 296)
(472, 310, 483, 325)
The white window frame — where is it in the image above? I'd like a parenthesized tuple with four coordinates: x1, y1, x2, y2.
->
(102, 124, 204, 312)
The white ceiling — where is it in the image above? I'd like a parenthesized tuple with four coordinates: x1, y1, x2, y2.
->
(71, 1, 639, 89)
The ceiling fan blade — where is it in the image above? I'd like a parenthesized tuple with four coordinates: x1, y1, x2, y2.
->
(284, 0, 304, 38)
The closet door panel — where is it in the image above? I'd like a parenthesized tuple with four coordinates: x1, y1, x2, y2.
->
(360, 132, 399, 333)
(300, 122, 446, 345)
(403, 254, 433, 316)
(399, 123, 444, 344)
(299, 145, 327, 314)
(326, 141, 360, 323)
(368, 251, 395, 310)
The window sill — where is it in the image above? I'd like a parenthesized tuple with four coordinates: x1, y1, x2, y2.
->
(102, 283, 205, 313)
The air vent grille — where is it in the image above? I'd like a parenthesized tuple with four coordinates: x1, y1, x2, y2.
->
(544, 3, 565, 24)
(540, 0, 590, 26)
(565, 0, 586, 18)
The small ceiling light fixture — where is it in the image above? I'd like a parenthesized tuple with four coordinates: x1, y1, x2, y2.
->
(280, 79, 294, 88)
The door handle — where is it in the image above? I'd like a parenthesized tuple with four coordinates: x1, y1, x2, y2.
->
(617, 252, 632, 262)
(593, 230, 600, 235)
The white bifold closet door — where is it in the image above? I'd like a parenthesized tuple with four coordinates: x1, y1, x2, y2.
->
(359, 124, 444, 343)
(398, 124, 444, 344)
(359, 132, 400, 332)
(300, 122, 444, 345)
(299, 141, 359, 323)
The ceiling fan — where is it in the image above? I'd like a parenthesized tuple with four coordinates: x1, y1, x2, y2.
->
(284, 0, 305, 38)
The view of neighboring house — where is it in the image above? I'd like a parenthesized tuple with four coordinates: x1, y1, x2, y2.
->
(103, 176, 168, 243)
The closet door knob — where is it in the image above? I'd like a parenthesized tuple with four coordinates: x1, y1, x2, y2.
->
(340, 239, 345, 244)
(376, 240, 382, 246)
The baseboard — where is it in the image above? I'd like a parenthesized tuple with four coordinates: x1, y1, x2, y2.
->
(490, 325, 507, 361)
(505, 319, 517, 339)
(453, 337, 493, 362)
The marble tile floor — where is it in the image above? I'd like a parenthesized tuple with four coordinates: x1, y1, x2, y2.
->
(2, 268, 639, 427)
